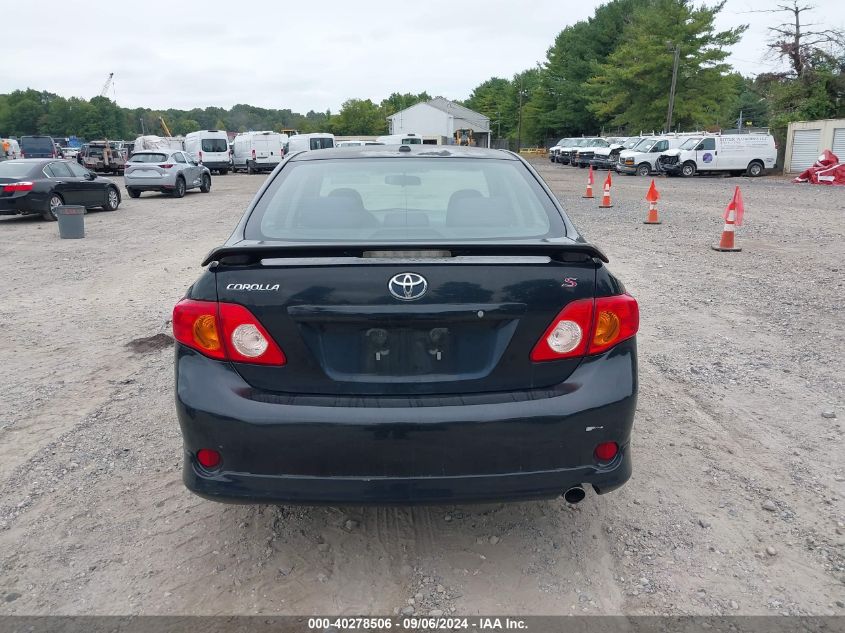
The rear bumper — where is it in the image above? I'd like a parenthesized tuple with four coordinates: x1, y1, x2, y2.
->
(0, 194, 44, 214)
(125, 175, 176, 189)
(249, 160, 280, 172)
(176, 339, 638, 504)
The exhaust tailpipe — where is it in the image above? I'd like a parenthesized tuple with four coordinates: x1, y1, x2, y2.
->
(563, 486, 586, 504)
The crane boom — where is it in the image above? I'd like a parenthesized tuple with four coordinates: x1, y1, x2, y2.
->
(159, 117, 172, 137)
(100, 72, 114, 98)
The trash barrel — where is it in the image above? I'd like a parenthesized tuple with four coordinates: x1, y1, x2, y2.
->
(56, 205, 85, 239)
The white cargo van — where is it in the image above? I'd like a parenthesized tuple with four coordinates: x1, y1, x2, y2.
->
(658, 133, 777, 177)
(184, 130, 230, 174)
(232, 131, 287, 174)
(617, 136, 690, 176)
(285, 133, 335, 154)
(376, 133, 423, 145)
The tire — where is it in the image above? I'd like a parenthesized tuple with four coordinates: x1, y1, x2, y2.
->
(127, 188, 141, 198)
(220, 169, 228, 175)
(43, 193, 63, 221)
(173, 177, 186, 198)
(636, 163, 651, 177)
(746, 161, 764, 177)
(200, 173, 211, 193)
(103, 187, 120, 211)
(247, 162, 254, 175)
(681, 161, 697, 177)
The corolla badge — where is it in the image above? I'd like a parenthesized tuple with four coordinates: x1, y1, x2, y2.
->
(388, 273, 427, 301)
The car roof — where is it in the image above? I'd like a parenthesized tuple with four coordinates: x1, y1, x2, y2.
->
(288, 145, 517, 161)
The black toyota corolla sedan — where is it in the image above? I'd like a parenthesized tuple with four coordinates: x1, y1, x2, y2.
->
(174, 145, 638, 505)
(0, 158, 121, 221)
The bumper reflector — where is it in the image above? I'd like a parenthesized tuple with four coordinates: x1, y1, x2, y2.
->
(196, 449, 222, 470)
(594, 442, 619, 462)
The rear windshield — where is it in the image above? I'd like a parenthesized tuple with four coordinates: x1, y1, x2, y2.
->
(245, 158, 563, 242)
(129, 153, 167, 163)
(310, 137, 334, 150)
(21, 137, 54, 152)
(201, 139, 228, 152)
(0, 162, 34, 178)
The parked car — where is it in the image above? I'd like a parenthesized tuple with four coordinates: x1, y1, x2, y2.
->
(557, 138, 591, 165)
(572, 138, 611, 168)
(232, 131, 287, 174)
(591, 137, 641, 170)
(0, 158, 121, 221)
(184, 130, 231, 175)
(61, 147, 80, 160)
(173, 145, 639, 505)
(20, 135, 58, 159)
(657, 133, 777, 177)
(124, 150, 211, 198)
(549, 138, 574, 163)
(286, 132, 336, 153)
(616, 136, 690, 176)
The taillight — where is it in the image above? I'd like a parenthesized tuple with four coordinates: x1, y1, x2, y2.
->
(589, 294, 639, 355)
(251, 149, 256, 159)
(158, 164, 174, 169)
(2, 181, 34, 192)
(530, 294, 639, 362)
(172, 299, 286, 365)
(198, 151, 202, 163)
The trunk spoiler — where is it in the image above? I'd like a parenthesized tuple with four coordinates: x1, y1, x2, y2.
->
(202, 241, 608, 266)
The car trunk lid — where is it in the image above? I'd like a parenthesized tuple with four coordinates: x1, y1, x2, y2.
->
(211, 243, 603, 396)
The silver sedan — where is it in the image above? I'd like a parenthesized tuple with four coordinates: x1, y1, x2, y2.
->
(124, 150, 211, 198)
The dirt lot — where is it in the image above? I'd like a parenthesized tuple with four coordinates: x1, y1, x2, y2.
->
(0, 161, 842, 617)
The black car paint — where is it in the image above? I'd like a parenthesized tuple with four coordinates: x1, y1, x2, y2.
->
(175, 146, 637, 504)
(0, 159, 120, 216)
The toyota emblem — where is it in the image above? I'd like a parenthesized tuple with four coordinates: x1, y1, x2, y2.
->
(388, 272, 428, 301)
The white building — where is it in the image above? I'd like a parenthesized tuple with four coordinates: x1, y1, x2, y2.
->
(387, 97, 491, 147)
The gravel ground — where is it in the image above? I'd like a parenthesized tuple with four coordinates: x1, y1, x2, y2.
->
(0, 162, 842, 616)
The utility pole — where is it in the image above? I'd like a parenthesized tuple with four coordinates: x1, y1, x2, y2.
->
(516, 76, 524, 152)
(665, 44, 681, 132)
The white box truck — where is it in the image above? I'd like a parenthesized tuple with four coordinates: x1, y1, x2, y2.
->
(657, 133, 777, 177)
(232, 131, 287, 174)
(185, 130, 231, 174)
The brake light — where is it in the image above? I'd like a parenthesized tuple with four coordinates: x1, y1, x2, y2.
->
(251, 149, 256, 159)
(530, 294, 639, 362)
(2, 181, 34, 192)
(158, 164, 174, 169)
(172, 299, 286, 365)
(198, 150, 202, 163)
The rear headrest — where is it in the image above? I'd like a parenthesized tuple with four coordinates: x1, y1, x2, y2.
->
(328, 188, 365, 209)
(446, 195, 516, 227)
(296, 196, 378, 229)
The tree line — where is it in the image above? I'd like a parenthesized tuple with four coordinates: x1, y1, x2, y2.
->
(1, 0, 842, 144)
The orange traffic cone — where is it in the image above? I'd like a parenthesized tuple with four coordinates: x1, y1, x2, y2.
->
(712, 186, 744, 252)
(583, 165, 595, 198)
(644, 179, 661, 224)
(598, 172, 613, 208)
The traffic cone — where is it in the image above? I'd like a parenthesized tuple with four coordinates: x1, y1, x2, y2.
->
(712, 186, 744, 252)
(583, 165, 595, 198)
(598, 172, 613, 208)
(643, 179, 661, 224)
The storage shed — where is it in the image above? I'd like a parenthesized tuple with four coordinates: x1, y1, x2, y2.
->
(387, 97, 491, 147)
(784, 119, 845, 173)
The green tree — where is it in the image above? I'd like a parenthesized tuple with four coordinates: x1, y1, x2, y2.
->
(330, 99, 386, 135)
(587, 0, 746, 131)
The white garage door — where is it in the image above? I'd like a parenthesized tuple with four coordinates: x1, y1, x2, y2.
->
(833, 128, 845, 159)
(790, 129, 821, 172)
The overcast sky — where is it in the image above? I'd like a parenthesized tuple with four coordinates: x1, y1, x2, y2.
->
(4, 0, 844, 113)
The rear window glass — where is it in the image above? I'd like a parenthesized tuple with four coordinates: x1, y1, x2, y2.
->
(0, 162, 34, 178)
(21, 137, 54, 152)
(245, 158, 563, 242)
(201, 139, 228, 152)
(129, 153, 167, 163)
(309, 138, 334, 150)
